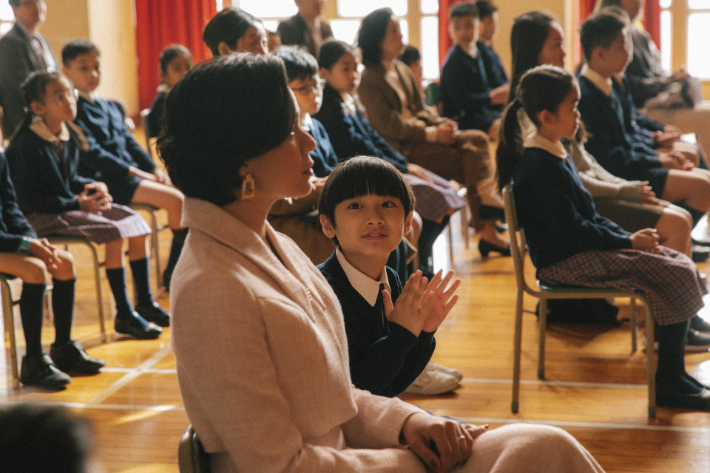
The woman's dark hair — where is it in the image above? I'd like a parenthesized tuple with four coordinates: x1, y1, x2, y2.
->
(398, 45, 420, 68)
(159, 44, 193, 75)
(318, 156, 415, 240)
(272, 46, 318, 82)
(11, 71, 63, 140)
(159, 53, 296, 206)
(0, 403, 94, 473)
(497, 65, 576, 191)
(358, 8, 394, 67)
(203, 8, 260, 57)
(318, 40, 354, 70)
(508, 11, 557, 103)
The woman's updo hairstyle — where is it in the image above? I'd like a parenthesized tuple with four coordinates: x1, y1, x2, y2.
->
(159, 53, 296, 206)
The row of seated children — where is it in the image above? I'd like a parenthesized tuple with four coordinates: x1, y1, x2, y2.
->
(507, 9, 710, 347)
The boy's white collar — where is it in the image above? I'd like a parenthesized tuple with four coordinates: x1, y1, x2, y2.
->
(523, 132, 567, 160)
(77, 89, 97, 103)
(336, 248, 390, 308)
(581, 63, 613, 97)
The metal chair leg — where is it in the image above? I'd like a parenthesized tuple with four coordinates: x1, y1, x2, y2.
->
(630, 297, 638, 352)
(538, 298, 547, 379)
(511, 288, 524, 413)
(85, 243, 107, 343)
(1, 278, 19, 388)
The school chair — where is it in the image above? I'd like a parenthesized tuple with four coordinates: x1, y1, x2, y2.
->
(502, 183, 657, 418)
(178, 424, 210, 473)
(446, 186, 470, 264)
(128, 203, 169, 291)
(139, 108, 156, 159)
(47, 236, 107, 343)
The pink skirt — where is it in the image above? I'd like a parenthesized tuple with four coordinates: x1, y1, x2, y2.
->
(537, 247, 706, 326)
(403, 171, 467, 222)
(27, 204, 151, 245)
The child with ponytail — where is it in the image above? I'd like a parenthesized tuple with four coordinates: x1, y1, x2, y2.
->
(497, 65, 710, 411)
(6, 72, 168, 342)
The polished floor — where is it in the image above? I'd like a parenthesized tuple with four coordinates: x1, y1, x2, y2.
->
(2, 206, 710, 472)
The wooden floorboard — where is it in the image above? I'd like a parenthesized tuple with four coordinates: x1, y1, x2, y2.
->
(2, 169, 710, 472)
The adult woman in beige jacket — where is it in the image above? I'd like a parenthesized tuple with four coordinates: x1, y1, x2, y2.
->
(160, 53, 605, 473)
(357, 8, 510, 257)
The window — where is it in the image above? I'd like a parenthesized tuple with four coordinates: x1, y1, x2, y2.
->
(687, 0, 710, 78)
(0, 3, 14, 36)
(229, 0, 440, 79)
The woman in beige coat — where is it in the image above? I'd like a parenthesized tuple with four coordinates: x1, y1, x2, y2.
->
(160, 53, 605, 473)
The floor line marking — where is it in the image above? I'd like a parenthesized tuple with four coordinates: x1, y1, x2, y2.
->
(461, 378, 648, 390)
(86, 344, 174, 406)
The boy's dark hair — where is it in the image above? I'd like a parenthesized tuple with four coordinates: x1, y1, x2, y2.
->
(398, 45, 420, 68)
(508, 11, 556, 103)
(358, 8, 394, 67)
(273, 46, 318, 82)
(159, 53, 296, 206)
(449, 2, 479, 21)
(203, 8, 260, 57)
(61, 40, 100, 67)
(0, 403, 94, 473)
(580, 10, 628, 61)
(9, 0, 19, 7)
(318, 40, 354, 70)
(475, 1, 497, 20)
(318, 156, 415, 240)
(497, 65, 576, 192)
(159, 44, 193, 74)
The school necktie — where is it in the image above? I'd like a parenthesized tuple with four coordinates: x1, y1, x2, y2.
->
(374, 282, 385, 327)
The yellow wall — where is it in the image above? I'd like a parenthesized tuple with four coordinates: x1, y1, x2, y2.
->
(41, 0, 139, 116)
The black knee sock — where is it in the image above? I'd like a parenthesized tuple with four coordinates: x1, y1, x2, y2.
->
(105, 267, 133, 317)
(19, 282, 47, 357)
(656, 320, 689, 388)
(163, 228, 188, 283)
(51, 277, 76, 345)
(418, 217, 450, 278)
(129, 258, 154, 307)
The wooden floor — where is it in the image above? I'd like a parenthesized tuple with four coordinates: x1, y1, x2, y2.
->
(2, 201, 710, 472)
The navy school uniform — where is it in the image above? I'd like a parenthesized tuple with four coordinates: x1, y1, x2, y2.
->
(514, 146, 632, 270)
(614, 75, 664, 151)
(577, 75, 668, 195)
(0, 150, 37, 253)
(440, 44, 502, 133)
(74, 96, 156, 205)
(307, 117, 339, 178)
(318, 251, 435, 397)
(314, 84, 408, 172)
(477, 41, 508, 91)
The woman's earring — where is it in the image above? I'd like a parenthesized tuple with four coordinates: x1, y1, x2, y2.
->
(241, 173, 255, 200)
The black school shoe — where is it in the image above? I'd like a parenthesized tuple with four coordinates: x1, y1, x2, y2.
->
(657, 384, 710, 410)
(20, 353, 71, 390)
(135, 301, 170, 327)
(115, 311, 162, 339)
(50, 340, 105, 374)
(691, 315, 710, 333)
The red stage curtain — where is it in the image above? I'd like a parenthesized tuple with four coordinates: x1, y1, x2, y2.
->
(438, 0, 460, 66)
(134, 0, 217, 111)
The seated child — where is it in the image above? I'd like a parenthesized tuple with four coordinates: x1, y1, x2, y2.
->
(318, 156, 461, 396)
(578, 11, 710, 225)
(147, 44, 193, 140)
(203, 8, 268, 57)
(440, 2, 509, 140)
(61, 40, 187, 289)
(6, 72, 166, 341)
(498, 64, 710, 410)
(398, 45, 427, 103)
(0, 149, 104, 390)
(475, 1, 509, 93)
(316, 40, 468, 276)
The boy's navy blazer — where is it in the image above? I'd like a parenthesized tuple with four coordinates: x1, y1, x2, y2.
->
(6, 125, 94, 215)
(308, 117, 339, 178)
(318, 251, 435, 397)
(315, 84, 408, 173)
(440, 44, 501, 132)
(0, 151, 37, 253)
(577, 75, 662, 182)
(477, 41, 508, 90)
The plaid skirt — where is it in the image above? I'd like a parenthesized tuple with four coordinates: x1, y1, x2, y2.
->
(26, 204, 152, 245)
(403, 171, 467, 222)
(537, 247, 706, 326)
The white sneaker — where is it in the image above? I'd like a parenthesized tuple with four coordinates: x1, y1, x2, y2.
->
(427, 361, 463, 382)
(403, 364, 460, 395)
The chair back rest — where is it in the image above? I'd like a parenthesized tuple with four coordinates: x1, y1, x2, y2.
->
(502, 183, 533, 294)
(139, 108, 156, 159)
(178, 425, 210, 473)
